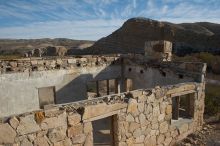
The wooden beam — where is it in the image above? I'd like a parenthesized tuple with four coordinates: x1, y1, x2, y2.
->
(185, 93, 195, 117)
(170, 90, 196, 97)
(124, 78, 128, 92)
(107, 79, 110, 95)
(114, 79, 118, 94)
(96, 81, 99, 97)
(172, 96, 180, 120)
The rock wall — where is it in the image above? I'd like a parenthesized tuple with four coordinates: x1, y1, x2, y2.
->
(144, 40, 172, 61)
(0, 56, 122, 117)
(0, 82, 205, 146)
(115, 83, 205, 146)
(0, 56, 119, 74)
(0, 55, 206, 118)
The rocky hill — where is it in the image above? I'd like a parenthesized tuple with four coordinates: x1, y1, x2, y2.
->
(1, 18, 220, 57)
(86, 18, 220, 56)
(0, 38, 94, 56)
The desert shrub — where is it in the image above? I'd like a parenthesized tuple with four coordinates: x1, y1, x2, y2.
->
(174, 53, 220, 115)
(196, 52, 214, 65)
(173, 54, 200, 62)
(211, 57, 220, 74)
(0, 55, 22, 60)
(174, 53, 220, 74)
(205, 84, 220, 115)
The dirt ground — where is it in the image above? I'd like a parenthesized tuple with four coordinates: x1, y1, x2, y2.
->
(177, 120, 220, 146)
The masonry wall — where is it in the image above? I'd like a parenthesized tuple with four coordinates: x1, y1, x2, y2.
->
(125, 65, 194, 89)
(0, 56, 206, 118)
(115, 83, 205, 146)
(0, 57, 121, 117)
(0, 82, 205, 146)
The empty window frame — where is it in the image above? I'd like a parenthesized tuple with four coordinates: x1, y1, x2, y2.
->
(125, 78, 133, 92)
(86, 79, 119, 98)
(38, 86, 56, 108)
(99, 80, 108, 97)
(109, 79, 118, 94)
(87, 81, 98, 98)
(172, 93, 194, 120)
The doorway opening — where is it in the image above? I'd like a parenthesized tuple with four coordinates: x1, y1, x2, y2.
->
(92, 115, 117, 146)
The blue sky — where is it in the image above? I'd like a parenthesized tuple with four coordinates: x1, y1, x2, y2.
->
(0, 0, 220, 40)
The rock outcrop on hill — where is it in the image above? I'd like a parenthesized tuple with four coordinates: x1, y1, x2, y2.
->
(1, 18, 220, 57)
(86, 18, 220, 56)
(0, 38, 94, 56)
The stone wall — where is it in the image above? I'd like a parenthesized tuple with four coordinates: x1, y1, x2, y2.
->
(0, 56, 119, 74)
(0, 55, 206, 118)
(144, 40, 172, 61)
(0, 56, 122, 117)
(115, 82, 205, 146)
(0, 82, 205, 146)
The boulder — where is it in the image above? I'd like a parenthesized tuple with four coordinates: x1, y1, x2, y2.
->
(47, 127, 66, 143)
(0, 123, 16, 144)
(159, 121, 169, 134)
(17, 115, 41, 135)
(127, 98, 138, 115)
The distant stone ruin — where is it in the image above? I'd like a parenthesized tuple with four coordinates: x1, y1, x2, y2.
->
(0, 41, 206, 146)
(24, 46, 68, 57)
(145, 40, 172, 61)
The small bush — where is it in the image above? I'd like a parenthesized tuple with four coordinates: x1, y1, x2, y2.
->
(205, 84, 220, 115)
(0, 55, 22, 60)
(174, 53, 220, 74)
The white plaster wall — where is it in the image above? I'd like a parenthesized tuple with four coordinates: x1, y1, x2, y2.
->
(0, 65, 121, 117)
(124, 65, 195, 90)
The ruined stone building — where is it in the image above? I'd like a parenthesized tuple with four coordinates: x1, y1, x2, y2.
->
(0, 41, 206, 146)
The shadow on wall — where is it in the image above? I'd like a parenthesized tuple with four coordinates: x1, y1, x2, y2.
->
(55, 58, 122, 104)
(54, 57, 196, 104)
(56, 74, 92, 103)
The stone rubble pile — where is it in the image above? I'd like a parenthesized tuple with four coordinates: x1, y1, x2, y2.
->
(177, 124, 220, 146)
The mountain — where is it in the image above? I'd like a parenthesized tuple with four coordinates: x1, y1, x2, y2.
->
(86, 17, 220, 56)
(0, 38, 94, 56)
(1, 18, 220, 57)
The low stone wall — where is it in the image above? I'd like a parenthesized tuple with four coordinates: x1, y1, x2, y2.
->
(115, 82, 205, 146)
(0, 55, 206, 76)
(0, 56, 119, 74)
(0, 82, 205, 146)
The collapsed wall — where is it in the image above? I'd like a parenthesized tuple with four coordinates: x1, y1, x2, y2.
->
(144, 40, 172, 61)
(0, 56, 121, 117)
(0, 82, 205, 146)
(0, 55, 205, 118)
(0, 50, 207, 146)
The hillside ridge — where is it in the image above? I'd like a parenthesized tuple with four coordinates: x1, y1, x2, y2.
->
(86, 17, 220, 56)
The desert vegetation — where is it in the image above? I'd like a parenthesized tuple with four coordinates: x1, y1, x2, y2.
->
(174, 53, 220, 116)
